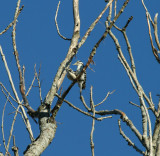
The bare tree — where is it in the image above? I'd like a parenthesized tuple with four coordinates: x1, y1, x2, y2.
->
(0, 0, 160, 156)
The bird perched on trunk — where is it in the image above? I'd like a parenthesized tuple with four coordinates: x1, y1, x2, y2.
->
(66, 61, 86, 95)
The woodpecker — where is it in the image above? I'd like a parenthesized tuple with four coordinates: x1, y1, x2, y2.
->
(66, 61, 86, 95)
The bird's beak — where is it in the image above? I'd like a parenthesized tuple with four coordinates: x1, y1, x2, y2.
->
(73, 62, 77, 65)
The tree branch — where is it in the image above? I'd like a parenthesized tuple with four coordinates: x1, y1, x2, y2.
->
(118, 120, 146, 155)
(55, 1, 71, 40)
(44, 0, 80, 106)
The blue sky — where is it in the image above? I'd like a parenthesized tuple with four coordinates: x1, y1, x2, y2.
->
(0, 0, 160, 156)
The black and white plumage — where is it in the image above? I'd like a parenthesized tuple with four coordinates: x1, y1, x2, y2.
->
(66, 68, 77, 81)
(66, 61, 86, 95)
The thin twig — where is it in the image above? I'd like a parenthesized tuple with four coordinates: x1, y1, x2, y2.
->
(114, 0, 117, 17)
(22, 65, 26, 92)
(108, 23, 152, 155)
(26, 74, 36, 96)
(141, 0, 160, 63)
(1, 87, 17, 111)
(80, 95, 91, 111)
(107, 0, 112, 22)
(96, 109, 143, 144)
(0, 5, 24, 35)
(153, 13, 160, 50)
(54, 93, 103, 121)
(95, 90, 115, 107)
(118, 55, 138, 93)
(34, 65, 43, 103)
(118, 120, 146, 155)
(0, 46, 34, 141)
(5, 105, 20, 155)
(1, 95, 9, 151)
(0, 46, 20, 103)
(11, 0, 35, 141)
(12, 136, 19, 156)
(55, 1, 71, 40)
(78, 0, 114, 48)
(129, 101, 140, 108)
(0, 82, 17, 103)
(90, 86, 95, 156)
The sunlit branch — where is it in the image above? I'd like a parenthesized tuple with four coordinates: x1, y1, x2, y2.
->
(5, 105, 20, 155)
(0, 82, 17, 103)
(141, 0, 160, 63)
(90, 86, 95, 156)
(54, 93, 107, 121)
(1, 95, 9, 152)
(114, 0, 117, 17)
(55, 1, 71, 40)
(95, 90, 115, 107)
(0, 46, 34, 141)
(78, 0, 114, 48)
(34, 65, 43, 103)
(44, 0, 80, 106)
(108, 21, 152, 155)
(129, 101, 140, 108)
(0, 5, 24, 35)
(12, 136, 19, 156)
(118, 120, 146, 155)
(80, 95, 91, 111)
(25, 74, 36, 97)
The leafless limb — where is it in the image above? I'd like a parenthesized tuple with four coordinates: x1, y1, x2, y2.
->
(148, 92, 154, 108)
(155, 130, 160, 155)
(118, 120, 146, 155)
(0, 5, 24, 35)
(96, 109, 145, 145)
(78, 0, 114, 48)
(1, 95, 9, 152)
(107, 0, 112, 22)
(55, 85, 114, 156)
(44, 0, 81, 106)
(0, 46, 20, 104)
(26, 72, 36, 97)
(90, 86, 95, 156)
(157, 97, 160, 115)
(12, 0, 30, 109)
(114, 0, 117, 17)
(0, 83, 17, 103)
(0, 84, 28, 126)
(95, 90, 115, 107)
(54, 93, 109, 121)
(22, 66, 26, 92)
(26, 64, 36, 96)
(154, 14, 160, 50)
(5, 105, 20, 155)
(141, 0, 160, 63)
(11, 0, 36, 141)
(55, 1, 71, 40)
(118, 55, 138, 93)
(0, 46, 34, 141)
(88, 0, 130, 64)
(80, 95, 91, 111)
(107, 15, 153, 155)
(1, 87, 17, 111)
(34, 65, 43, 103)
(12, 136, 19, 156)
(129, 101, 140, 108)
